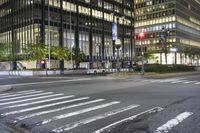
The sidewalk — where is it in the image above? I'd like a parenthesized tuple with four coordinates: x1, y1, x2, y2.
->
(107, 71, 200, 79)
(0, 85, 12, 93)
(0, 123, 29, 133)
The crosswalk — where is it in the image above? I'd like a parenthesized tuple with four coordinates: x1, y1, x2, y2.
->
(124, 78, 200, 85)
(0, 90, 192, 133)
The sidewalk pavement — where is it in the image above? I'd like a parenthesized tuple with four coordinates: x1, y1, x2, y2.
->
(0, 85, 12, 93)
(0, 123, 11, 133)
(107, 71, 200, 79)
(0, 122, 29, 133)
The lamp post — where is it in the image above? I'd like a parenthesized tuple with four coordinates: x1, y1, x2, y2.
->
(112, 16, 121, 72)
(69, 0, 73, 69)
(47, 1, 51, 70)
(139, 32, 145, 75)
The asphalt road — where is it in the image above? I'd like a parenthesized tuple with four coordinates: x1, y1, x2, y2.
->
(0, 74, 200, 133)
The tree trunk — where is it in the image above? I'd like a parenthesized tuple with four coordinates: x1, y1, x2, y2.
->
(180, 52, 182, 64)
(165, 52, 167, 64)
(160, 53, 162, 64)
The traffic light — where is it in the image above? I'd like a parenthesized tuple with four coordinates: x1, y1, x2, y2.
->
(40, 60, 46, 69)
(40, 60, 45, 64)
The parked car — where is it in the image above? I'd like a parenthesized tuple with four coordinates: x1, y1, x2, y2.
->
(86, 68, 106, 74)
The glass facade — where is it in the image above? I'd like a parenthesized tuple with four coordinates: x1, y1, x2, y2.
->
(0, 0, 134, 68)
(134, 0, 200, 64)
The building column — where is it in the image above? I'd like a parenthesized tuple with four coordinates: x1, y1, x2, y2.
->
(75, 1, 79, 68)
(40, 0, 45, 44)
(101, 0, 105, 60)
(11, 0, 17, 70)
(89, 1, 93, 69)
(130, 1, 134, 69)
(59, 0, 64, 73)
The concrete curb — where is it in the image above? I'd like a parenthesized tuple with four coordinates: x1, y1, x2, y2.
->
(107, 71, 200, 79)
(144, 72, 200, 79)
(0, 85, 13, 93)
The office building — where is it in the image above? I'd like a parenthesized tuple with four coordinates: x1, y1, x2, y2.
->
(0, 0, 134, 69)
(134, 0, 200, 64)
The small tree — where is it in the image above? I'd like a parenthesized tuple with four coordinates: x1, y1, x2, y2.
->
(0, 43, 6, 61)
(144, 52, 158, 64)
(51, 46, 70, 61)
(72, 47, 86, 68)
(24, 43, 47, 61)
(23, 43, 47, 69)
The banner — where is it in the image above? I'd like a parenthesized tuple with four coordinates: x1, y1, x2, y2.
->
(112, 22, 118, 40)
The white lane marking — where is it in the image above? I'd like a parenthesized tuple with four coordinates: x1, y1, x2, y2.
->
(154, 112, 193, 133)
(124, 79, 135, 81)
(52, 104, 140, 132)
(171, 80, 187, 84)
(159, 79, 179, 83)
(37, 101, 120, 126)
(0, 94, 73, 106)
(194, 82, 200, 85)
(93, 107, 163, 133)
(0, 91, 51, 102)
(0, 91, 43, 99)
(15, 99, 105, 121)
(142, 79, 152, 82)
(183, 81, 196, 84)
(5, 78, 94, 87)
(0, 97, 87, 116)
(2, 94, 66, 109)
(150, 80, 162, 83)
(0, 90, 36, 96)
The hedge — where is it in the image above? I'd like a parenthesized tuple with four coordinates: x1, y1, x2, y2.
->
(134, 64, 195, 73)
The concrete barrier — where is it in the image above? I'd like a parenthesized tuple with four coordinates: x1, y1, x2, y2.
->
(0, 71, 9, 75)
(0, 68, 124, 76)
(194, 66, 200, 71)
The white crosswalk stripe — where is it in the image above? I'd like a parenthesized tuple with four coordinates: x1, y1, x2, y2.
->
(15, 99, 105, 122)
(0, 90, 36, 96)
(171, 80, 187, 84)
(0, 97, 88, 116)
(150, 80, 162, 82)
(1, 94, 68, 109)
(0, 90, 165, 133)
(0, 91, 51, 102)
(154, 112, 193, 133)
(36, 101, 120, 126)
(183, 81, 197, 84)
(159, 79, 179, 83)
(0, 94, 73, 106)
(139, 78, 200, 85)
(93, 107, 163, 133)
(0, 90, 43, 99)
(0, 91, 48, 102)
(194, 82, 200, 84)
(52, 104, 140, 132)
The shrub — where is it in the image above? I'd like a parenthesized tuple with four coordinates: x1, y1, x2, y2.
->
(134, 64, 194, 73)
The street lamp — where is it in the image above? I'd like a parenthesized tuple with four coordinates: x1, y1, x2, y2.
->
(48, 1, 51, 70)
(139, 32, 145, 75)
(69, 0, 73, 69)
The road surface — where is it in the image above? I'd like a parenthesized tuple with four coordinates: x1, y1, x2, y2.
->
(0, 74, 199, 133)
